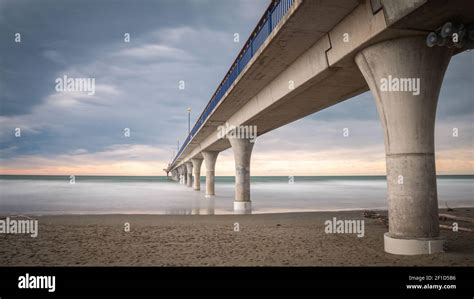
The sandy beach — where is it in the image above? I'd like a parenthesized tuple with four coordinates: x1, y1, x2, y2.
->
(1, 208, 473, 266)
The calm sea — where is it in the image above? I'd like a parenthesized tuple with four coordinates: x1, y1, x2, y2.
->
(0, 175, 472, 215)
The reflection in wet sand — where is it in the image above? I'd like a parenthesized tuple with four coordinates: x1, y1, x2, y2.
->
(164, 197, 215, 215)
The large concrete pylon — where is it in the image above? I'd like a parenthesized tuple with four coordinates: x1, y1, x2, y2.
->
(202, 151, 219, 197)
(229, 137, 255, 214)
(185, 162, 193, 188)
(191, 158, 203, 191)
(355, 36, 453, 255)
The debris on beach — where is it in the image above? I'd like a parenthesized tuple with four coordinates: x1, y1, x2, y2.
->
(438, 213, 474, 224)
(439, 224, 473, 232)
(362, 211, 388, 227)
(445, 202, 454, 212)
(363, 210, 474, 232)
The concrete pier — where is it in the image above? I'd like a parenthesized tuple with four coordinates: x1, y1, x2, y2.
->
(202, 151, 219, 197)
(185, 162, 193, 188)
(163, 1, 471, 254)
(229, 137, 254, 214)
(191, 158, 203, 191)
(355, 36, 453, 255)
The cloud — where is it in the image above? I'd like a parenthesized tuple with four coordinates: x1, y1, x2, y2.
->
(0, 144, 170, 175)
(116, 44, 194, 61)
(45, 83, 120, 107)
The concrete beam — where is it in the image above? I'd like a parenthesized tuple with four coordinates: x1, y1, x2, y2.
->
(381, 0, 427, 26)
(191, 158, 203, 191)
(229, 136, 255, 214)
(355, 36, 453, 255)
(327, 0, 387, 67)
(202, 151, 219, 197)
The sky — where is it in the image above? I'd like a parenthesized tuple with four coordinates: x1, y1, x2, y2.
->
(0, 0, 473, 176)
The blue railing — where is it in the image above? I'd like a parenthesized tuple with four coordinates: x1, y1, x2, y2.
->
(172, 0, 294, 165)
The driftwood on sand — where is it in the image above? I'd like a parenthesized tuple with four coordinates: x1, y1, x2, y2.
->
(445, 202, 454, 212)
(438, 213, 474, 224)
(363, 210, 474, 232)
(439, 224, 473, 232)
(363, 211, 388, 227)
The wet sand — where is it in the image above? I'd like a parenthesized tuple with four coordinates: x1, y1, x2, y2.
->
(1, 208, 473, 266)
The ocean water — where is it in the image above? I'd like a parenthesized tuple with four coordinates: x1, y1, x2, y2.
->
(0, 175, 472, 215)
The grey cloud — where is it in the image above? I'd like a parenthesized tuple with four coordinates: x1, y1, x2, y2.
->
(0, 0, 269, 160)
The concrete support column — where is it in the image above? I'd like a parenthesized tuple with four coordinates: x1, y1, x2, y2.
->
(355, 36, 453, 255)
(185, 162, 193, 188)
(177, 166, 184, 185)
(170, 170, 174, 181)
(191, 158, 203, 191)
(183, 166, 188, 185)
(229, 137, 254, 214)
(202, 151, 219, 197)
(172, 170, 178, 182)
